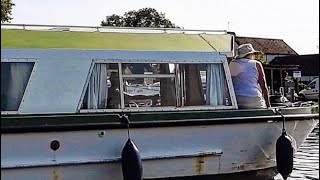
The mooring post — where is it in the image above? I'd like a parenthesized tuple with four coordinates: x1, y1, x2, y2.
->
(290, 88, 295, 103)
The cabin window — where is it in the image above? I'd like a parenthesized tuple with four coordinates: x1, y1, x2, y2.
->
(1, 62, 34, 111)
(179, 63, 231, 106)
(122, 63, 176, 107)
(81, 63, 121, 109)
(81, 61, 235, 111)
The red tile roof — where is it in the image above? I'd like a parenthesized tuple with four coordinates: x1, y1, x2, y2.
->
(235, 36, 298, 55)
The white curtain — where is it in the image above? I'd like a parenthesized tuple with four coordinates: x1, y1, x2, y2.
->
(86, 64, 108, 109)
(206, 64, 227, 106)
(1, 62, 34, 111)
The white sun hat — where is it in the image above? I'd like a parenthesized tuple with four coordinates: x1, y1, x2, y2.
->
(235, 43, 261, 59)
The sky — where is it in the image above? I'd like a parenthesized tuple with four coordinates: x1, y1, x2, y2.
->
(9, 0, 319, 55)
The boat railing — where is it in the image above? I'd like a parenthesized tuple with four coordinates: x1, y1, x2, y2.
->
(1, 23, 229, 35)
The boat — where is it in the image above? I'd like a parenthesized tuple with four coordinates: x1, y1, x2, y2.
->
(1, 24, 319, 180)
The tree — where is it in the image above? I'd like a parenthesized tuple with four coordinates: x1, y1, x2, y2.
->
(101, 14, 124, 27)
(1, 0, 15, 23)
(256, 52, 268, 65)
(101, 8, 178, 28)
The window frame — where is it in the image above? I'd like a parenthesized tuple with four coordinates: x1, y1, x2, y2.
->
(1, 58, 37, 115)
(79, 58, 237, 113)
(121, 64, 177, 108)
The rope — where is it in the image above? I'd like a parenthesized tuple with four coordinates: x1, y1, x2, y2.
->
(127, 121, 131, 139)
(276, 109, 286, 133)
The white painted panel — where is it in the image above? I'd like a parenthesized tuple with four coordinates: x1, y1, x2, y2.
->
(1, 119, 318, 179)
(18, 59, 92, 114)
(1, 49, 226, 64)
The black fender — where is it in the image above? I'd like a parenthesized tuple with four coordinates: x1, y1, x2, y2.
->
(121, 139, 143, 180)
(276, 131, 294, 180)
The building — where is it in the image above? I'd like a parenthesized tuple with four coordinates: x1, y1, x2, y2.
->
(270, 54, 319, 84)
(235, 36, 298, 62)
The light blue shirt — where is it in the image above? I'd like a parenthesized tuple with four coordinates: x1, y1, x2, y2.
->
(229, 58, 263, 98)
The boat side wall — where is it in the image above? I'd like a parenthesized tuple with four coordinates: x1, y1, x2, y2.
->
(1, 119, 318, 180)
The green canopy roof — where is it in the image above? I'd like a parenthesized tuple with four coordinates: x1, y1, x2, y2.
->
(1, 29, 232, 52)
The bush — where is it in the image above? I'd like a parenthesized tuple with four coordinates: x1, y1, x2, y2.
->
(298, 82, 307, 91)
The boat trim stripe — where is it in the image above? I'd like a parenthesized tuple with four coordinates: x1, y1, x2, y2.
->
(1, 150, 223, 169)
(1, 114, 318, 133)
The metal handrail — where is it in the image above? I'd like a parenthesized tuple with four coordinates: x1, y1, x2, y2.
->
(1, 23, 228, 34)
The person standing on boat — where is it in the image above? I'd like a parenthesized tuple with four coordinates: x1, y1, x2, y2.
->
(229, 43, 271, 109)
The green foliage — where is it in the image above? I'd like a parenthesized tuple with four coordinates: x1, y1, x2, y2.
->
(255, 52, 268, 65)
(101, 7, 178, 28)
(100, 14, 123, 27)
(298, 82, 307, 90)
(1, 0, 15, 23)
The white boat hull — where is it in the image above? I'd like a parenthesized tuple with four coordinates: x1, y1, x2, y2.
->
(1, 119, 318, 180)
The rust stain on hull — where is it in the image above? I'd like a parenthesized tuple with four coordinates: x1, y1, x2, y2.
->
(53, 168, 60, 180)
(195, 156, 205, 174)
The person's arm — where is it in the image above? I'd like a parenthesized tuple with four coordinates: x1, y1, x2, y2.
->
(256, 62, 271, 107)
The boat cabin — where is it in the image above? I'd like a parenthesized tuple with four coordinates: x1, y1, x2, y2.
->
(1, 24, 237, 115)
